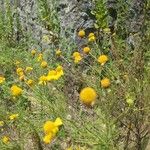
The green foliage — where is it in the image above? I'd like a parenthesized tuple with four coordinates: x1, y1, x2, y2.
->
(37, 0, 60, 33)
(92, 0, 107, 29)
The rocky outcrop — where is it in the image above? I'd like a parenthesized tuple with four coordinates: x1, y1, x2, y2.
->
(57, 0, 96, 49)
(0, 0, 96, 50)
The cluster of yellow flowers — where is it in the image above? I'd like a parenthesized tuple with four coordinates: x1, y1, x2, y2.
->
(78, 29, 96, 42)
(39, 65, 64, 85)
(76, 30, 111, 106)
(16, 65, 33, 82)
(1, 113, 19, 144)
(43, 118, 63, 144)
(71, 30, 95, 64)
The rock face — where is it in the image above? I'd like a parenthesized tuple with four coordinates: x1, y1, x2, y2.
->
(57, 0, 95, 32)
(128, 0, 146, 34)
(57, 0, 96, 49)
(0, 0, 96, 50)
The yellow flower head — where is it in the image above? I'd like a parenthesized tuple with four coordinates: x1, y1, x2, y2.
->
(43, 121, 58, 135)
(41, 61, 48, 68)
(31, 49, 36, 55)
(11, 85, 23, 96)
(0, 121, 4, 127)
(14, 61, 20, 66)
(56, 65, 64, 76)
(78, 30, 85, 38)
(16, 67, 24, 76)
(88, 35, 96, 42)
(74, 56, 82, 64)
(19, 75, 25, 81)
(73, 52, 80, 58)
(79, 87, 97, 105)
(26, 79, 34, 87)
(38, 75, 47, 85)
(98, 55, 108, 65)
(47, 70, 57, 81)
(9, 114, 19, 120)
(83, 46, 91, 54)
(73, 52, 82, 64)
(37, 53, 43, 62)
(43, 133, 53, 144)
(0, 76, 5, 84)
(25, 67, 33, 73)
(47, 66, 64, 81)
(43, 118, 63, 135)
(2, 136, 9, 144)
(100, 78, 110, 88)
(54, 117, 63, 126)
(56, 49, 62, 56)
(88, 32, 95, 38)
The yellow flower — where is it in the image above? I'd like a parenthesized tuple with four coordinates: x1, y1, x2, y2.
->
(31, 49, 36, 56)
(54, 117, 63, 126)
(78, 30, 85, 38)
(88, 33, 96, 42)
(0, 121, 4, 127)
(19, 75, 25, 81)
(38, 75, 47, 85)
(72, 52, 82, 64)
(47, 66, 64, 81)
(73, 52, 80, 58)
(26, 79, 34, 87)
(0, 76, 5, 84)
(88, 35, 96, 42)
(16, 67, 24, 76)
(47, 70, 57, 81)
(37, 53, 43, 62)
(97, 55, 108, 65)
(14, 61, 20, 66)
(25, 67, 33, 72)
(43, 118, 63, 135)
(83, 46, 90, 54)
(79, 87, 97, 105)
(18, 72, 24, 77)
(55, 49, 62, 56)
(43, 133, 53, 144)
(2, 136, 9, 144)
(88, 32, 95, 38)
(55, 65, 64, 76)
(11, 85, 23, 96)
(74, 56, 82, 63)
(41, 61, 48, 68)
(100, 78, 110, 88)
(9, 114, 19, 120)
